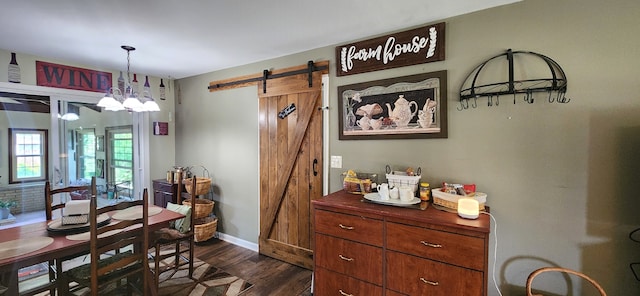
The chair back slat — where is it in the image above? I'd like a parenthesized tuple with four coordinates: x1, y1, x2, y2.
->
(88, 188, 149, 296)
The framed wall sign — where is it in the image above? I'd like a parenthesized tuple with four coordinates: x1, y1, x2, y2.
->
(336, 22, 445, 76)
(153, 122, 169, 136)
(338, 70, 447, 140)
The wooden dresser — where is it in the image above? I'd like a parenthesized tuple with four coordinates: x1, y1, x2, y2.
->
(312, 190, 491, 296)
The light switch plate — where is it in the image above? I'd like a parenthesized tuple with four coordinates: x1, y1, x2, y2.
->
(330, 155, 342, 168)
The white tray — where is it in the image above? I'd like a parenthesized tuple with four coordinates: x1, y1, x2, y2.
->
(363, 192, 421, 206)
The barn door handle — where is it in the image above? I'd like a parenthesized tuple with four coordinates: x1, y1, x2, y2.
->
(313, 159, 318, 176)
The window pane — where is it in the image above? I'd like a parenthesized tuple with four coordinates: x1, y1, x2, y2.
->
(17, 156, 41, 178)
(10, 129, 47, 183)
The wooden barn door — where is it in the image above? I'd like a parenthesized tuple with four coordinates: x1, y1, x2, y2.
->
(258, 62, 326, 269)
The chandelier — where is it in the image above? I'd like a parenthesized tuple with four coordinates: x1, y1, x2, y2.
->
(97, 45, 160, 112)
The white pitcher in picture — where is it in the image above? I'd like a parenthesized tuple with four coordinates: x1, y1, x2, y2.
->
(385, 95, 418, 128)
(356, 116, 370, 130)
(369, 117, 383, 130)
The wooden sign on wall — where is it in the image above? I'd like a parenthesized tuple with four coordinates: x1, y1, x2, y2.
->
(336, 22, 445, 76)
(36, 61, 112, 93)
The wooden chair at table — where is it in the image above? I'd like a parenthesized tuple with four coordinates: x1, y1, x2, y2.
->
(60, 188, 150, 296)
(28, 177, 96, 296)
(526, 267, 607, 296)
(149, 173, 197, 288)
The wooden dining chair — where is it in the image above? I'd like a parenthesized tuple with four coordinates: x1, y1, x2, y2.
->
(60, 188, 150, 296)
(45, 177, 96, 220)
(150, 173, 197, 288)
(24, 177, 96, 296)
(526, 267, 607, 296)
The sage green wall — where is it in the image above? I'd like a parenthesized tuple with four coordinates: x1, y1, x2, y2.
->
(177, 0, 640, 294)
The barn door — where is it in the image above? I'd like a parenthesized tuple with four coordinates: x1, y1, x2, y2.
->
(258, 62, 326, 269)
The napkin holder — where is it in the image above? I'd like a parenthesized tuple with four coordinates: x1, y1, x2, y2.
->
(62, 200, 90, 225)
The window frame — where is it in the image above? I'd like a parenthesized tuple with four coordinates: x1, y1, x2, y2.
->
(105, 125, 134, 185)
(8, 128, 49, 184)
(76, 128, 96, 179)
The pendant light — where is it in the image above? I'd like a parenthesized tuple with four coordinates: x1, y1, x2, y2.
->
(97, 46, 160, 112)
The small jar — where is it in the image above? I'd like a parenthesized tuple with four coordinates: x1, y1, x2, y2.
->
(419, 182, 431, 201)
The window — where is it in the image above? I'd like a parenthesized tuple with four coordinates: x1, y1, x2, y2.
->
(76, 129, 96, 179)
(106, 126, 133, 184)
(9, 128, 48, 184)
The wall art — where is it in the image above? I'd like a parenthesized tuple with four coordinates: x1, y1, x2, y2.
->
(336, 22, 445, 76)
(338, 70, 447, 140)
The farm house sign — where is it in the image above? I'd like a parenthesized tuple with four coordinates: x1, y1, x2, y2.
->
(336, 22, 445, 76)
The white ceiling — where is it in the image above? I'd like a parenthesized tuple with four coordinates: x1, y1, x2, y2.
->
(1, 0, 519, 79)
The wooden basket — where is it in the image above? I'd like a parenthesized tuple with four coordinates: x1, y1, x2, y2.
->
(432, 188, 486, 211)
(193, 217, 217, 242)
(184, 177, 211, 196)
(182, 198, 215, 219)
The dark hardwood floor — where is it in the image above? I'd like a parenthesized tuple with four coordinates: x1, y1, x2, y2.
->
(194, 238, 313, 296)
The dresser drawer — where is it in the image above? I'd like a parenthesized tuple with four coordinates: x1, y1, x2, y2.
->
(386, 251, 484, 296)
(386, 222, 485, 270)
(315, 233, 383, 285)
(314, 267, 383, 296)
(152, 180, 173, 192)
(315, 209, 383, 246)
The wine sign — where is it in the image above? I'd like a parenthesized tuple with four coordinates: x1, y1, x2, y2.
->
(36, 61, 112, 93)
(336, 22, 445, 76)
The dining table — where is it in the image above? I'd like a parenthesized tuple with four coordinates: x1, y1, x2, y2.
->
(0, 205, 184, 296)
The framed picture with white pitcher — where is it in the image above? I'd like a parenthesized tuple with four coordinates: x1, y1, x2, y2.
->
(338, 70, 448, 140)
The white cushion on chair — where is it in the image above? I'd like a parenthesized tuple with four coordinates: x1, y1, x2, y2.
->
(166, 202, 191, 233)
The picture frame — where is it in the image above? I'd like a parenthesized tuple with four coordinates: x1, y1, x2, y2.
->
(96, 135, 104, 152)
(338, 70, 447, 140)
(96, 159, 105, 178)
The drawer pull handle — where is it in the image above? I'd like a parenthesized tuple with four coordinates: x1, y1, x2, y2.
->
(339, 289, 353, 296)
(420, 277, 439, 286)
(338, 224, 354, 230)
(420, 241, 442, 248)
(338, 254, 354, 262)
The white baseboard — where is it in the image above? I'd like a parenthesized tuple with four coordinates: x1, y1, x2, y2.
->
(216, 232, 259, 252)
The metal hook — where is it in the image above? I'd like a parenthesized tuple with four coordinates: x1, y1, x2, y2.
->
(524, 91, 534, 104)
(496, 95, 500, 106)
(487, 95, 493, 107)
(548, 91, 554, 103)
(472, 97, 478, 108)
(558, 92, 570, 103)
(457, 99, 469, 111)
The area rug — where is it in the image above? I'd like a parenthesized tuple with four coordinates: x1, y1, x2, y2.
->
(154, 256, 253, 296)
(30, 256, 253, 296)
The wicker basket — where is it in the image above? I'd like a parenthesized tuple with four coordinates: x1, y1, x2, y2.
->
(385, 173, 421, 194)
(193, 216, 217, 242)
(182, 198, 215, 219)
(432, 188, 487, 211)
(184, 177, 211, 196)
